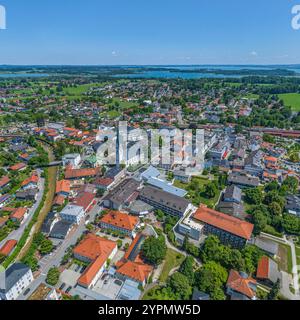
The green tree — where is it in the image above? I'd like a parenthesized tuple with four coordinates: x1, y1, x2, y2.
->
(252, 210, 268, 235)
(39, 239, 54, 255)
(245, 188, 263, 205)
(267, 279, 280, 300)
(179, 256, 195, 285)
(204, 183, 218, 199)
(167, 272, 192, 300)
(195, 261, 228, 300)
(46, 267, 60, 286)
(141, 236, 167, 265)
(282, 177, 299, 195)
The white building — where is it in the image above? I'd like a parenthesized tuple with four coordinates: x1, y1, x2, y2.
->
(0, 263, 33, 300)
(62, 153, 81, 168)
(60, 204, 85, 225)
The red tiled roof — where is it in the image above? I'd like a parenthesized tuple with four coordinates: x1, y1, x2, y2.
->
(56, 180, 70, 194)
(0, 239, 18, 256)
(116, 260, 153, 283)
(256, 256, 269, 280)
(193, 205, 254, 240)
(10, 207, 27, 221)
(75, 234, 117, 287)
(72, 192, 95, 211)
(0, 176, 10, 188)
(100, 211, 139, 232)
(227, 270, 257, 299)
(265, 156, 278, 162)
(65, 168, 99, 179)
(94, 177, 114, 187)
(53, 195, 65, 206)
(21, 174, 39, 187)
(9, 163, 27, 171)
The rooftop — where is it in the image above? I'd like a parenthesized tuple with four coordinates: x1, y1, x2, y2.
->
(193, 205, 253, 240)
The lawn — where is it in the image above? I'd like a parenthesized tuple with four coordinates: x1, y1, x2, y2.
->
(278, 93, 300, 111)
(159, 248, 185, 283)
(277, 243, 293, 274)
(174, 176, 221, 208)
(296, 246, 300, 267)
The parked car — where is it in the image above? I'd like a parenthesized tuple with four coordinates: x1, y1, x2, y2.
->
(66, 286, 72, 293)
(59, 283, 66, 290)
(23, 288, 31, 296)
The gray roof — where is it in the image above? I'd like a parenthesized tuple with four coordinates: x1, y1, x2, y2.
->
(140, 166, 160, 180)
(217, 201, 246, 220)
(224, 185, 242, 203)
(49, 220, 72, 239)
(0, 263, 31, 294)
(228, 173, 260, 187)
(103, 178, 140, 207)
(254, 237, 279, 256)
(139, 185, 190, 214)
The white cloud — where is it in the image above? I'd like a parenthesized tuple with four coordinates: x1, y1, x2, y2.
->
(111, 51, 118, 57)
(250, 51, 258, 57)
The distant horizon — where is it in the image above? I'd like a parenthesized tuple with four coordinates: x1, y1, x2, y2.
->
(1, 64, 300, 67)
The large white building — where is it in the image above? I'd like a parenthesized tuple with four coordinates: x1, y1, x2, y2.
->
(0, 263, 33, 300)
(60, 204, 85, 225)
(62, 153, 81, 168)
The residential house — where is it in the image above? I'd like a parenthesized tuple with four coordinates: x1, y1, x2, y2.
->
(226, 270, 257, 300)
(0, 263, 34, 300)
(9, 163, 27, 172)
(15, 189, 38, 201)
(60, 205, 85, 225)
(49, 220, 73, 239)
(21, 174, 39, 190)
(10, 208, 28, 224)
(0, 176, 10, 190)
(55, 180, 71, 197)
(62, 153, 81, 168)
(228, 172, 260, 189)
(0, 239, 18, 257)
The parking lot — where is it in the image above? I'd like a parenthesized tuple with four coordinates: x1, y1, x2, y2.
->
(92, 273, 124, 299)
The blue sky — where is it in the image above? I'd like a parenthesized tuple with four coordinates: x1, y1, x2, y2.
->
(0, 0, 299, 65)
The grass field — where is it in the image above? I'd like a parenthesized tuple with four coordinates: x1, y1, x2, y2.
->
(278, 93, 300, 111)
(159, 248, 185, 283)
(277, 243, 293, 274)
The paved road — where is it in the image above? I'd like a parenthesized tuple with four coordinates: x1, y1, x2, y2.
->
(0, 170, 45, 249)
(17, 201, 103, 300)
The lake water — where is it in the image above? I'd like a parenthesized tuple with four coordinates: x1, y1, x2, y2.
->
(114, 65, 300, 79)
(0, 73, 49, 78)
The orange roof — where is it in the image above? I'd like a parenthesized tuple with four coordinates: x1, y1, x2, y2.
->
(95, 177, 114, 186)
(0, 176, 10, 188)
(0, 239, 18, 256)
(56, 180, 70, 194)
(100, 211, 139, 232)
(75, 234, 117, 287)
(21, 174, 39, 187)
(53, 195, 65, 206)
(193, 205, 254, 240)
(227, 270, 257, 299)
(9, 162, 27, 171)
(65, 168, 99, 179)
(263, 172, 278, 180)
(10, 207, 27, 220)
(256, 256, 270, 279)
(265, 156, 278, 162)
(116, 260, 153, 283)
